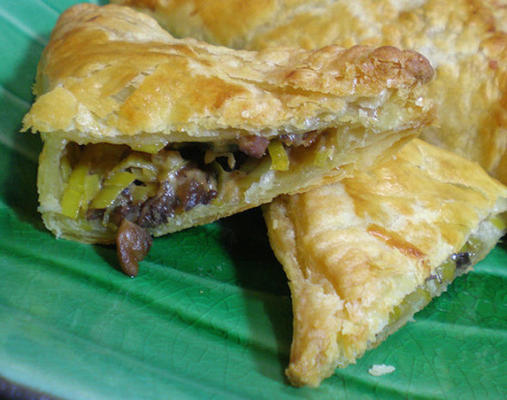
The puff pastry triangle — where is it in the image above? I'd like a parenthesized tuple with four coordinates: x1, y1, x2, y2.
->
(264, 139, 507, 386)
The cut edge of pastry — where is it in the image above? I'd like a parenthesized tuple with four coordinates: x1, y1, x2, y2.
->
(37, 127, 416, 245)
(120, 0, 507, 184)
(26, 3, 435, 277)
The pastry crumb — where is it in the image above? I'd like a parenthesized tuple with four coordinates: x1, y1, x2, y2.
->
(368, 364, 396, 376)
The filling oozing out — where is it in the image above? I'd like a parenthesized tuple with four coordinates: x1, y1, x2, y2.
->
(58, 132, 321, 276)
(372, 215, 506, 346)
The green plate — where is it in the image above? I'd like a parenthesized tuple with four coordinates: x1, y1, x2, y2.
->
(0, 1, 506, 399)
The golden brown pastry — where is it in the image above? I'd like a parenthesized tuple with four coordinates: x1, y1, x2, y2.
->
(115, 0, 507, 183)
(110, 0, 283, 48)
(22, 4, 433, 274)
(264, 138, 507, 387)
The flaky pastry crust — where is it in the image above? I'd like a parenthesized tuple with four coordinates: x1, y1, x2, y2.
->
(23, 3, 433, 141)
(23, 4, 435, 243)
(264, 139, 507, 386)
(118, 0, 507, 183)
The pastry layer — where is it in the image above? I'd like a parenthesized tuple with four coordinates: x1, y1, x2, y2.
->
(22, 4, 433, 142)
(38, 125, 412, 244)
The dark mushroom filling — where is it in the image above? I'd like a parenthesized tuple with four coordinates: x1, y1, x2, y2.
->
(116, 219, 153, 277)
(59, 131, 325, 275)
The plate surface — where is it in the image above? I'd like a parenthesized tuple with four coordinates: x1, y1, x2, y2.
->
(0, 1, 506, 399)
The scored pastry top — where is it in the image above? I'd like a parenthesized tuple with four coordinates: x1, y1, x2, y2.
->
(264, 138, 507, 386)
(114, 0, 506, 183)
(23, 3, 433, 141)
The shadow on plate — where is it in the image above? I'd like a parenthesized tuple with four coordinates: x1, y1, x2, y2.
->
(219, 207, 293, 383)
(0, 375, 57, 400)
(94, 243, 125, 275)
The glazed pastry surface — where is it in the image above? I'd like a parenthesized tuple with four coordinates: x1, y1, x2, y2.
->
(264, 139, 507, 386)
(23, 3, 433, 141)
(116, 0, 507, 182)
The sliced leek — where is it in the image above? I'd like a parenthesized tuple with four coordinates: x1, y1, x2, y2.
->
(490, 215, 506, 230)
(60, 164, 89, 219)
(112, 153, 157, 178)
(268, 141, 289, 171)
(131, 183, 158, 203)
(82, 174, 101, 206)
(90, 171, 136, 209)
(379, 231, 492, 346)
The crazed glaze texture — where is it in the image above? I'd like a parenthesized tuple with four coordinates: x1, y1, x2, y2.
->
(22, 3, 433, 141)
(264, 139, 507, 386)
(114, 0, 507, 182)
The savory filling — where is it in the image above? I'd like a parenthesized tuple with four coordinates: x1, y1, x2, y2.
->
(58, 133, 321, 276)
(372, 215, 506, 346)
